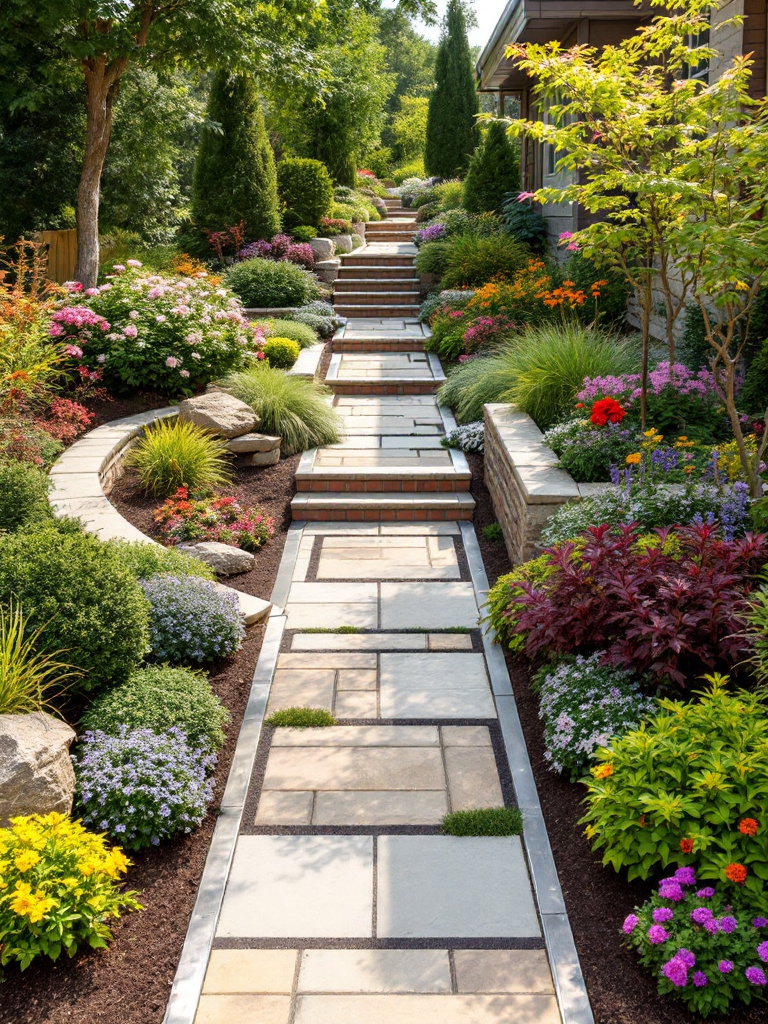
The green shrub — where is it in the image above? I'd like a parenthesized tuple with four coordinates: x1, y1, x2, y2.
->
(438, 325, 635, 428)
(416, 241, 451, 278)
(500, 196, 549, 252)
(441, 235, 530, 289)
(265, 707, 337, 728)
(482, 523, 503, 543)
(264, 337, 301, 369)
(277, 157, 334, 228)
(291, 226, 317, 243)
(0, 603, 78, 715)
(125, 418, 233, 497)
(392, 160, 426, 184)
(226, 257, 321, 309)
(463, 122, 521, 214)
(0, 461, 51, 533)
(0, 529, 149, 696)
(582, 680, 768, 900)
(433, 179, 466, 211)
(219, 365, 342, 455)
(105, 540, 215, 581)
(442, 807, 523, 837)
(256, 318, 318, 350)
(485, 554, 558, 652)
(81, 665, 229, 754)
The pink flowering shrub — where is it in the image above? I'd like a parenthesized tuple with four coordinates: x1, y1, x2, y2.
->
(463, 315, 517, 355)
(60, 266, 263, 395)
(154, 488, 275, 551)
(240, 235, 315, 271)
(624, 870, 768, 1016)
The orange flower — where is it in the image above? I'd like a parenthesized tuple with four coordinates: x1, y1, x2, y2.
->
(679, 838, 694, 854)
(739, 818, 759, 837)
(593, 763, 614, 779)
(725, 863, 747, 884)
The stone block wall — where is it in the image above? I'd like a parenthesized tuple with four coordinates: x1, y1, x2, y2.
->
(483, 404, 581, 565)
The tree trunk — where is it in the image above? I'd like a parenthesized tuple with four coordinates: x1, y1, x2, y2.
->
(74, 57, 125, 288)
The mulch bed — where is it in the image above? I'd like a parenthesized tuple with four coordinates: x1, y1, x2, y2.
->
(467, 452, 763, 1024)
(1, 397, 298, 1024)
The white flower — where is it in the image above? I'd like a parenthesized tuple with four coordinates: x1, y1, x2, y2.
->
(191, 352, 202, 360)
(156, 315, 167, 323)
(129, 310, 140, 319)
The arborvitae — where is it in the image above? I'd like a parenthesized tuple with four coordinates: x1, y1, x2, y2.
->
(424, 0, 479, 178)
(191, 72, 281, 238)
(463, 121, 521, 214)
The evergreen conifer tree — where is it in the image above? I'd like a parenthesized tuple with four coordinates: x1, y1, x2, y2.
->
(463, 120, 521, 213)
(424, 0, 479, 178)
(192, 72, 281, 238)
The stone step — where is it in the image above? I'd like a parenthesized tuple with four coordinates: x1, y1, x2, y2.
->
(334, 278, 420, 292)
(290, 491, 476, 522)
(367, 221, 417, 231)
(335, 291, 421, 306)
(365, 232, 417, 242)
(333, 337, 426, 353)
(343, 255, 416, 268)
(335, 304, 422, 318)
(295, 468, 472, 493)
(328, 379, 442, 396)
(336, 266, 419, 280)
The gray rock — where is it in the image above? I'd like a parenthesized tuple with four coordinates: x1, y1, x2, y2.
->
(240, 449, 281, 468)
(334, 234, 354, 254)
(373, 197, 388, 219)
(310, 237, 336, 262)
(226, 433, 282, 454)
(178, 392, 259, 439)
(351, 221, 366, 239)
(0, 713, 76, 825)
(177, 541, 254, 577)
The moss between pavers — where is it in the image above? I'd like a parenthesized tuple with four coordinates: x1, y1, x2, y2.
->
(265, 707, 338, 728)
(442, 807, 523, 837)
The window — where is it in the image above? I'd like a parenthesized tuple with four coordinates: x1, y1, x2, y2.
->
(503, 93, 522, 119)
(686, 27, 710, 83)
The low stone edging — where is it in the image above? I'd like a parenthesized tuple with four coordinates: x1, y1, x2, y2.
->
(484, 404, 593, 565)
(47, 408, 273, 624)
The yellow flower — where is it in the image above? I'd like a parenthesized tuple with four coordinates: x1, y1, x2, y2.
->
(593, 763, 614, 779)
(78, 860, 98, 877)
(9, 883, 55, 923)
(626, 453, 642, 465)
(14, 849, 40, 873)
(584, 824, 598, 840)
(105, 848, 130, 878)
(643, 428, 657, 437)
(678, 436, 688, 442)
(684, 466, 695, 474)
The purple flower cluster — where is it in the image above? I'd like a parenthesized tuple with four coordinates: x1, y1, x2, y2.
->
(240, 234, 315, 270)
(414, 223, 447, 246)
(74, 726, 216, 851)
(578, 362, 719, 405)
(139, 574, 245, 664)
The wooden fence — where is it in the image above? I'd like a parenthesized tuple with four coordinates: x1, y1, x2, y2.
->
(38, 229, 78, 284)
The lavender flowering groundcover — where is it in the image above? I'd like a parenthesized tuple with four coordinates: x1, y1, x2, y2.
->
(139, 574, 246, 665)
(442, 421, 484, 454)
(532, 654, 655, 781)
(74, 726, 216, 851)
(624, 869, 768, 1017)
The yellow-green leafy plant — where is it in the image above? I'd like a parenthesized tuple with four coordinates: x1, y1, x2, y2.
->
(0, 812, 141, 976)
(263, 337, 300, 369)
(0, 603, 78, 715)
(485, 554, 557, 652)
(582, 679, 768, 902)
(125, 418, 233, 497)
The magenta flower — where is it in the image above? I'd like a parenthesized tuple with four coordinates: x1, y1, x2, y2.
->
(648, 925, 669, 944)
(126, 259, 143, 267)
(704, 919, 720, 935)
(517, 191, 535, 202)
(165, 356, 179, 368)
(113, 264, 126, 273)
(622, 914, 639, 934)
(696, 887, 715, 899)
(49, 323, 64, 337)
(720, 916, 737, 934)
(64, 345, 83, 359)
(758, 941, 768, 963)
(567, 243, 579, 251)
(653, 908, 674, 924)
(693, 971, 708, 988)
(676, 949, 696, 968)
(659, 882, 685, 902)
(718, 960, 733, 974)
(123, 325, 138, 338)
(662, 958, 688, 988)
(746, 967, 767, 986)
(559, 231, 573, 241)
(755, 918, 768, 928)
(674, 867, 696, 886)
(691, 907, 713, 925)
(64, 280, 83, 292)
(85, 287, 99, 296)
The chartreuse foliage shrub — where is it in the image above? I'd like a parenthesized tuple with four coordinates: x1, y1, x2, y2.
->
(463, 121, 521, 214)
(81, 665, 229, 755)
(105, 539, 215, 582)
(582, 679, 768, 898)
(440, 235, 530, 290)
(415, 241, 451, 278)
(139, 575, 245, 665)
(0, 461, 51, 533)
(226, 258, 322, 309)
(0, 604, 79, 715)
(256, 318, 318, 349)
(126, 418, 233, 498)
(624, 873, 768, 1018)
(485, 554, 557, 653)
(0, 529, 149, 696)
(264, 337, 300, 369)
(277, 157, 334, 228)
(0, 813, 140, 975)
(220, 365, 341, 455)
(75, 726, 216, 851)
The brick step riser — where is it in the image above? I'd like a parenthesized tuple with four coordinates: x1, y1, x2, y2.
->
(333, 339, 426, 353)
(368, 223, 417, 230)
(336, 269, 419, 280)
(292, 508, 475, 522)
(334, 281, 420, 293)
(296, 480, 468, 493)
(335, 311, 422, 320)
(329, 382, 439, 396)
(366, 234, 417, 241)
(343, 259, 416, 268)
(335, 293, 421, 306)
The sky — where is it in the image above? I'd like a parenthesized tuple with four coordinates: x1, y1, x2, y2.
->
(414, 0, 510, 49)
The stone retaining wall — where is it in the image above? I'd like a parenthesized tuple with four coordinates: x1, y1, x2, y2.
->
(484, 404, 582, 565)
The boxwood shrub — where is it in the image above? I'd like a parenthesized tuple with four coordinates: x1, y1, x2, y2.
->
(226, 258, 321, 309)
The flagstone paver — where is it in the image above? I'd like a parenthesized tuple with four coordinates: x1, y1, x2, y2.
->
(167, 222, 585, 1024)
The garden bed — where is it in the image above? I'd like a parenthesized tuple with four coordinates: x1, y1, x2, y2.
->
(0, 454, 298, 1024)
(467, 452, 765, 1024)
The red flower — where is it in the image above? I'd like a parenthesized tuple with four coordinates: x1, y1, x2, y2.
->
(725, 863, 748, 884)
(590, 397, 627, 426)
(679, 838, 694, 854)
(575, 402, 584, 409)
(739, 818, 759, 837)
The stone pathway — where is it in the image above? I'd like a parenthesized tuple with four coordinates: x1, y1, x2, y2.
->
(165, 212, 590, 1024)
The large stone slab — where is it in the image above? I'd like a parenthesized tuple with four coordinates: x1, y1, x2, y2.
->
(202, 950, 297, 994)
(379, 653, 495, 719)
(216, 836, 373, 938)
(196, 995, 290, 1024)
(293, 994, 561, 1024)
(179, 392, 258, 438)
(0, 713, 76, 825)
(453, 950, 555, 994)
(376, 836, 540, 938)
(380, 583, 479, 630)
(297, 949, 452, 994)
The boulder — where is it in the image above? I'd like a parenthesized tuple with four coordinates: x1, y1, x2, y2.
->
(373, 197, 388, 219)
(310, 237, 336, 262)
(240, 449, 281, 468)
(177, 541, 254, 577)
(178, 392, 259, 439)
(334, 234, 354, 254)
(351, 221, 366, 239)
(226, 432, 282, 455)
(0, 713, 77, 825)
(314, 258, 341, 286)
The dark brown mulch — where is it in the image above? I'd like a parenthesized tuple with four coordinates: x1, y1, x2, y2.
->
(467, 452, 764, 1024)
(0, 420, 297, 1023)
